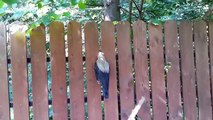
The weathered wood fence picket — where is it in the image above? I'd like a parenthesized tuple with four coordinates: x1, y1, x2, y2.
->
(0, 20, 213, 120)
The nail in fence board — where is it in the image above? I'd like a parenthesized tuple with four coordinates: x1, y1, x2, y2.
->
(30, 25, 49, 120)
(11, 31, 29, 120)
(0, 23, 10, 120)
(164, 21, 182, 120)
(133, 20, 151, 120)
(85, 22, 102, 120)
(179, 21, 197, 120)
(68, 21, 85, 120)
(49, 22, 68, 120)
(149, 24, 167, 120)
(117, 22, 134, 120)
(101, 21, 119, 120)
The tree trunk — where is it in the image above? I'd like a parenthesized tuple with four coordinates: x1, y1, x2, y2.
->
(104, 0, 120, 21)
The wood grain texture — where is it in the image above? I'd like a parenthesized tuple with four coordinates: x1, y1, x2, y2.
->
(0, 23, 10, 120)
(164, 21, 182, 120)
(149, 24, 167, 120)
(179, 21, 197, 120)
(132, 20, 151, 120)
(84, 22, 102, 120)
(117, 22, 134, 120)
(208, 21, 213, 110)
(101, 21, 119, 120)
(49, 21, 68, 120)
(30, 25, 49, 120)
(11, 31, 29, 120)
(194, 21, 212, 120)
(67, 21, 85, 120)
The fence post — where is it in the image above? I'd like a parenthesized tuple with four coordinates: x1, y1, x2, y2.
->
(31, 25, 49, 120)
(0, 23, 10, 120)
(101, 21, 119, 120)
(179, 21, 197, 120)
(117, 22, 134, 120)
(49, 21, 68, 120)
(85, 22, 102, 120)
(68, 21, 85, 120)
(11, 30, 29, 120)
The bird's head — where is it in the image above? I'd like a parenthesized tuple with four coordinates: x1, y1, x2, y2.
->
(96, 51, 109, 73)
(97, 52, 105, 60)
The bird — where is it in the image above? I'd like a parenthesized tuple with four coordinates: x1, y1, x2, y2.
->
(94, 52, 110, 99)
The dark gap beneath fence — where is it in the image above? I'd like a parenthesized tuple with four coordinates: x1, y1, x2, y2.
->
(9, 96, 105, 108)
(7, 55, 138, 64)
(7, 56, 69, 64)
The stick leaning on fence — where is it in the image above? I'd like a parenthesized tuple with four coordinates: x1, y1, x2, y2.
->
(128, 96, 145, 120)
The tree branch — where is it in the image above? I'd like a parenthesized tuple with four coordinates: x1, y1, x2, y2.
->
(85, 3, 104, 7)
(132, 0, 141, 14)
(120, 6, 139, 18)
(139, 0, 144, 20)
(203, 5, 213, 20)
(129, 0, 133, 24)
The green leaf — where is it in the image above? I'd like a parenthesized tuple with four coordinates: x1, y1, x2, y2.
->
(70, 0, 79, 6)
(0, 12, 5, 17)
(62, 12, 71, 17)
(0, 0, 4, 8)
(48, 12, 60, 20)
(146, 0, 152, 4)
(112, 21, 119, 25)
(40, 12, 61, 26)
(41, 15, 51, 26)
(2, 0, 18, 5)
(37, 2, 42, 8)
(78, 1, 86, 9)
(27, 23, 39, 35)
(61, 3, 70, 7)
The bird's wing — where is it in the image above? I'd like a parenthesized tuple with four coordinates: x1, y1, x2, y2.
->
(100, 72, 110, 98)
(94, 62, 101, 81)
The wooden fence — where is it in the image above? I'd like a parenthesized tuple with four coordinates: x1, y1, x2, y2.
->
(0, 20, 213, 120)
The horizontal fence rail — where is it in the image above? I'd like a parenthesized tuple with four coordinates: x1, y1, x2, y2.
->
(0, 20, 213, 120)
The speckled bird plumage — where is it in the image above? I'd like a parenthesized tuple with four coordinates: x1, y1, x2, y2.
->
(94, 52, 110, 99)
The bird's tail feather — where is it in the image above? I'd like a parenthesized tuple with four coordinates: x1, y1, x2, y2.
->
(103, 90, 109, 99)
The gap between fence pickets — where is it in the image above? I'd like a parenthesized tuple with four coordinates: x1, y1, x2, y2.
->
(128, 96, 145, 120)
